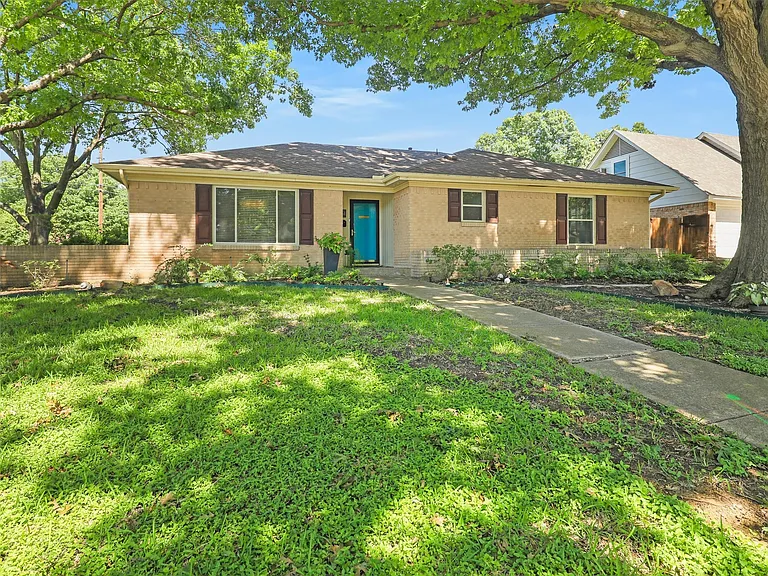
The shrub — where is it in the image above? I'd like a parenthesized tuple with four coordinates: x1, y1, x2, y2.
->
(21, 259, 60, 289)
(244, 251, 294, 280)
(153, 246, 207, 285)
(427, 244, 479, 281)
(199, 264, 247, 283)
(511, 251, 705, 283)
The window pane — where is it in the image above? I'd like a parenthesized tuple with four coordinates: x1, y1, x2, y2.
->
(463, 206, 482, 221)
(215, 188, 235, 242)
(614, 160, 627, 177)
(237, 189, 276, 243)
(278, 191, 296, 243)
(569, 197, 593, 220)
(463, 191, 482, 206)
(569, 221, 593, 244)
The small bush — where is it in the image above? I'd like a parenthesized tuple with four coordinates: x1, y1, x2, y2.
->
(427, 244, 478, 281)
(21, 259, 60, 289)
(428, 244, 504, 281)
(199, 264, 247, 283)
(153, 246, 207, 285)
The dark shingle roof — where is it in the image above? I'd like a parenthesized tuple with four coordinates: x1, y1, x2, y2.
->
(406, 148, 663, 186)
(110, 142, 667, 187)
(111, 142, 442, 178)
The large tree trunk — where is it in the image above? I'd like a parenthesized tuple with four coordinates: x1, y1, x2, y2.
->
(27, 213, 51, 245)
(696, 95, 768, 298)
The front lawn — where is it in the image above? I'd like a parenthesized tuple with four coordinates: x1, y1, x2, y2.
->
(1, 286, 767, 574)
(462, 283, 768, 378)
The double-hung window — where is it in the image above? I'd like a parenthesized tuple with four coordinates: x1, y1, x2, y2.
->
(568, 196, 595, 245)
(214, 187, 297, 244)
(461, 190, 484, 222)
(613, 159, 627, 177)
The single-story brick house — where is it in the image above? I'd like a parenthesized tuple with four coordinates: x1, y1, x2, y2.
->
(95, 143, 674, 280)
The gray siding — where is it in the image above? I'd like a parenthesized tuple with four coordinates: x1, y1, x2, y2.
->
(597, 147, 708, 208)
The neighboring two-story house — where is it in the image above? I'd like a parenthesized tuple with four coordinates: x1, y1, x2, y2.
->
(589, 131, 742, 258)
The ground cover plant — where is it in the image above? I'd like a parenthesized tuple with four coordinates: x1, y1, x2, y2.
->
(462, 283, 768, 378)
(152, 247, 376, 286)
(1, 286, 768, 574)
(426, 245, 713, 284)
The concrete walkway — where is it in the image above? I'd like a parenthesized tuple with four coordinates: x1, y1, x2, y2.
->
(383, 278, 768, 447)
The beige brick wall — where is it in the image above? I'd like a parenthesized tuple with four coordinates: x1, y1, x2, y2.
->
(394, 186, 650, 271)
(126, 181, 344, 281)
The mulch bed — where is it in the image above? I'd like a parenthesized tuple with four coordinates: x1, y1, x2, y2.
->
(539, 281, 747, 314)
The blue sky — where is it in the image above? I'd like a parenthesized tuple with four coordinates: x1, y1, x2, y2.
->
(104, 51, 738, 161)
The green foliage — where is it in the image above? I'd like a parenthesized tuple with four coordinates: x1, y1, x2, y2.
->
(0, 158, 128, 245)
(717, 438, 768, 476)
(516, 252, 704, 282)
(315, 232, 350, 254)
(199, 264, 248, 283)
(728, 282, 768, 308)
(476, 111, 654, 167)
(426, 244, 482, 281)
(152, 246, 207, 285)
(1, 286, 767, 573)
(20, 259, 60, 288)
(476, 110, 596, 167)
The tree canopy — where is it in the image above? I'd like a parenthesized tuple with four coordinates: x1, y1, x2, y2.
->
(475, 109, 653, 167)
(0, 0, 311, 243)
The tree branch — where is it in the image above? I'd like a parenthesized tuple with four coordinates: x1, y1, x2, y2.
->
(0, 47, 108, 104)
(0, 0, 65, 51)
(0, 200, 29, 230)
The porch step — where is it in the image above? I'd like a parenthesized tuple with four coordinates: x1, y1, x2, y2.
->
(357, 266, 412, 280)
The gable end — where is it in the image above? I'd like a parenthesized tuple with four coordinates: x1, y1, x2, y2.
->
(604, 138, 638, 160)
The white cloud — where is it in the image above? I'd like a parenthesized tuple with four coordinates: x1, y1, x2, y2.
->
(310, 87, 396, 119)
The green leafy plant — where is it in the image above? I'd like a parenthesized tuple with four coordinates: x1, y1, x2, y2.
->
(152, 246, 208, 285)
(728, 282, 768, 307)
(427, 244, 478, 281)
(245, 251, 294, 280)
(21, 259, 60, 289)
(316, 232, 350, 254)
(199, 264, 248, 283)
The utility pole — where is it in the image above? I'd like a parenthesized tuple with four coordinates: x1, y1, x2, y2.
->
(98, 146, 104, 235)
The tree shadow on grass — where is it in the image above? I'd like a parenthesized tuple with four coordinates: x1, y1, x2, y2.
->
(1, 286, 766, 574)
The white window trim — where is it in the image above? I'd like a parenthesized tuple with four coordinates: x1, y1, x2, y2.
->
(567, 195, 596, 246)
(612, 156, 629, 177)
(212, 186, 300, 247)
(461, 189, 485, 223)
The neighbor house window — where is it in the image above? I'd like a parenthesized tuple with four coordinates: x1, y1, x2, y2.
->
(461, 190, 484, 222)
(214, 187, 297, 244)
(568, 196, 594, 244)
(613, 159, 627, 177)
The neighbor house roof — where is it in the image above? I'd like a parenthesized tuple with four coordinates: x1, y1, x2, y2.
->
(102, 142, 668, 189)
(697, 132, 741, 161)
(594, 131, 742, 199)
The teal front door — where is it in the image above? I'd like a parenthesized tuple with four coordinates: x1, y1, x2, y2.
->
(351, 200, 379, 264)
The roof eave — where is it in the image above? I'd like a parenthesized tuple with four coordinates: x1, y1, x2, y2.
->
(95, 163, 676, 194)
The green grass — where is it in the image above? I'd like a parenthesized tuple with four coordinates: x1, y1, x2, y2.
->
(463, 284, 768, 377)
(1, 286, 767, 575)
